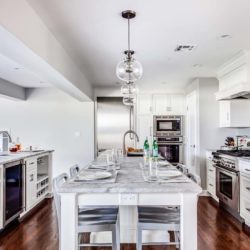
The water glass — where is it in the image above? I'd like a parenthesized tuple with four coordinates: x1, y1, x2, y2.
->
(149, 159, 158, 181)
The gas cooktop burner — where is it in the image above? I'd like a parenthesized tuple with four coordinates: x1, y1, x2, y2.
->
(216, 150, 250, 157)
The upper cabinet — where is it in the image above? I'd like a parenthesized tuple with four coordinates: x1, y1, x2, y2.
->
(137, 94, 152, 115)
(152, 94, 185, 115)
(219, 100, 250, 127)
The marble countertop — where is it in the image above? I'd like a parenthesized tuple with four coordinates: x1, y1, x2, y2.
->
(59, 157, 202, 194)
(0, 150, 54, 165)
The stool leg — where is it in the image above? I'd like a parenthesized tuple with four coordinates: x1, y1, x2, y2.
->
(112, 226, 117, 250)
(116, 215, 120, 250)
(136, 224, 142, 250)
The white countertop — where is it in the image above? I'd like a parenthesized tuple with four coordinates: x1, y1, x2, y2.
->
(59, 157, 202, 194)
(0, 150, 54, 165)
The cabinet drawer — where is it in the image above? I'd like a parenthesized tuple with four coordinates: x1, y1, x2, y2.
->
(240, 196, 250, 222)
(239, 160, 250, 175)
(207, 176, 216, 195)
(25, 157, 37, 170)
(208, 166, 216, 179)
(240, 175, 250, 199)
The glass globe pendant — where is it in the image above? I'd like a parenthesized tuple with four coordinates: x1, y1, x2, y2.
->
(123, 94, 136, 106)
(121, 82, 138, 95)
(116, 10, 143, 83)
(116, 56, 143, 82)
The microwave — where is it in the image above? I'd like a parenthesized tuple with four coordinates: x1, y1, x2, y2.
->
(153, 115, 183, 137)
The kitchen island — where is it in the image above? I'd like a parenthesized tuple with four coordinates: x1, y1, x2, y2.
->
(59, 157, 202, 250)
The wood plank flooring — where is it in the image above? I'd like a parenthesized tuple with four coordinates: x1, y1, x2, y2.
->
(0, 197, 249, 250)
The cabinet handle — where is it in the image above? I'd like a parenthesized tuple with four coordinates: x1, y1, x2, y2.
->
(245, 169, 250, 172)
(30, 174, 34, 182)
(209, 169, 213, 172)
(246, 208, 250, 212)
(209, 184, 213, 187)
(30, 162, 35, 165)
(246, 187, 250, 191)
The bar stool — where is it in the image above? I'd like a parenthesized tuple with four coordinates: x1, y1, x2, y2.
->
(137, 206, 180, 250)
(69, 164, 119, 216)
(186, 172, 201, 185)
(53, 173, 120, 250)
(176, 163, 189, 174)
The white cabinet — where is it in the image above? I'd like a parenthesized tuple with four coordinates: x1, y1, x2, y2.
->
(25, 157, 38, 210)
(239, 159, 250, 226)
(0, 165, 3, 229)
(219, 100, 250, 127)
(206, 151, 218, 201)
(137, 115, 153, 148)
(153, 94, 185, 115)
(137, 94, 152, 115)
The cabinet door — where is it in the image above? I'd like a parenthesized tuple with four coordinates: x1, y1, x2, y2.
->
(171, 95, 185, 115)
(219, 101, 230, 127)
(137, 115, 152, 148)
(0, 165, 3, 229)
(25, 158, 37, 210)
(153, 94, 171, 115)
(137, 94, 152, 115)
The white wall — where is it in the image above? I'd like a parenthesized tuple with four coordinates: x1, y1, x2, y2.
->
(0, 88, 94, 177)
(186, 78, 241, 188)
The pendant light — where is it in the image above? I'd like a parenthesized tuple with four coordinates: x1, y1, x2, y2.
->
(116, 10, 143, 83)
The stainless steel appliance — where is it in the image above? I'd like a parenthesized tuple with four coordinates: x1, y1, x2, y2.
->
(96, 97, 135, 154)
(3, 160, 25, 226)
(212, 150, 250, 220)
(153, 115, 183, 137)
(157, 137, 183, 164)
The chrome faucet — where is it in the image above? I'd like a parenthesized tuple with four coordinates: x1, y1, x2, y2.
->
(0, 131, 12, 142)
(123, 130, 139, 155)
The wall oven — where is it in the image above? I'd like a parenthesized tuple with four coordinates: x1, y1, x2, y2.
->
(3, 160, 25, 226)
(153, 115, 183, 137)
(157, 137, 183, 164)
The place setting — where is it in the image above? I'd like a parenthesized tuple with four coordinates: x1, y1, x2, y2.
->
(141, 158, 192, 183)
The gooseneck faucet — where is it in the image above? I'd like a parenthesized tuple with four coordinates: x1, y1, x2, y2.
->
(123, 130, 139, 155)
(0, 131, 12, 142)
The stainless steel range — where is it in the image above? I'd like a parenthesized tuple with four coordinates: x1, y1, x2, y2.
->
(212, 150, 250, 220)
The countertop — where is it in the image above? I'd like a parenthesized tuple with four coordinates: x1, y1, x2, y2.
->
(59, 157, 202, 194)
(0, 150, 54, 165)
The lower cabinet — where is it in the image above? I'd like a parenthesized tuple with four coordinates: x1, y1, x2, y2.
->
(240, 174, 250, 226)
(206, 152, 219, 201)
(25, 157, 38, 210)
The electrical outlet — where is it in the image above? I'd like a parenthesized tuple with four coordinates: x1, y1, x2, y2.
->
(119, 193, 138, 205)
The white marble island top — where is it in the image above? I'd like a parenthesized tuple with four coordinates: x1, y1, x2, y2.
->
(59, 157, 202, 194)
(0, 150, 54, 165)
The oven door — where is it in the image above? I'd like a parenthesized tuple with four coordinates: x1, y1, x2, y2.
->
(154, 118, 182, 136)
(158, 143, 183, 164)
(216, 166, 239, 211)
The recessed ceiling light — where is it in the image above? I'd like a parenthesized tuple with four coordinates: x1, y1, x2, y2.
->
(14, 67, 20, 70)
(217, 34, 232, 40)
(193, 64, 203, 68)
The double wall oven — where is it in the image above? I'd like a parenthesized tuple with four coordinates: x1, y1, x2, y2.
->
(153, 115, 183, 164)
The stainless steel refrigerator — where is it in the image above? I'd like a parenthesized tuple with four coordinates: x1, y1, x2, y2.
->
(96, 97, 135, 154)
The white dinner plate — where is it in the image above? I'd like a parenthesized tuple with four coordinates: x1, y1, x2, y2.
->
(78, 171, 112, 181)
(90, 162, 114, 168)
(158, 161, 170, 166)
(158, 170, 182, 179)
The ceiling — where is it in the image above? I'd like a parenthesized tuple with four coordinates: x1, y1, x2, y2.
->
(26, 0, 250, 91)
(0, 54, 50, 88)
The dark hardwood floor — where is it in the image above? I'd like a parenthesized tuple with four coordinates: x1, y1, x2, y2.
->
(0, 197, 250, 250)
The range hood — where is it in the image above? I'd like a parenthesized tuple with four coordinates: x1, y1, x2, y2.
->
(215, 51, 250, 100)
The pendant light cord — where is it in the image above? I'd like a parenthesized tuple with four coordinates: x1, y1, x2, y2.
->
(128, 18, 130, 53)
